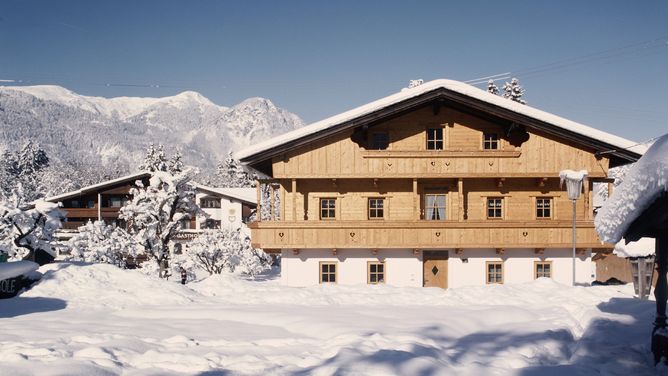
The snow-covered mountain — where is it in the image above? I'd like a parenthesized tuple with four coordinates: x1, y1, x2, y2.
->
(0, 85, 304, 178)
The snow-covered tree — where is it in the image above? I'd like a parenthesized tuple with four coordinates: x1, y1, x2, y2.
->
(0, 142, 50, 201)
(119, 169, 202, 277)
(138, 144, 183, 174)
(503, 77, 527, 104)
(65, 220, 139, 267)
(0, 190, 63, 262)
(216, 151, 256, 188)
(487, 80, 499, 95)
(180, 228, 271, 276)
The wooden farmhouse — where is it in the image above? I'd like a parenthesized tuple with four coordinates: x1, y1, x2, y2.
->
(237, 79, 644, 288)
(45, 172, 257, 240)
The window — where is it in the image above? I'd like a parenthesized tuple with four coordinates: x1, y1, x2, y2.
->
(535, 261, 552, 279)
(201, 198, 221, 208)
(180, 219, 192, 229)
(68, 199, 81, 208)
(483, 133, 499, 150)
(536, 198, 552, 219)
(320, 198, 336, 220)
(486, 261, 503, 284)
(371, 132, 389, 150)
(86, 199, 96, 209)
(424, 193, 446, 220)
(487, 198, 503, 219)
(368, 198, 385, 219)
(109, 196, 123, 208)
(203, 219, 221, 229)
(368, 262, 385, 284)
(319, 262, 337, 283)
(426, 128, 444, 150)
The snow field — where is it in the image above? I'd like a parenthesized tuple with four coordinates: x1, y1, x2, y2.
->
(0, 262, 662, 375)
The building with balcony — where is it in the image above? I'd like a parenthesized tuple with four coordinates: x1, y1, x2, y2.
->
(45, 173, 256, 240)
(237, 79, 643, 288)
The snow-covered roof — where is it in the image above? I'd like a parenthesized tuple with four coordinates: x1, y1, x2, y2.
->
(614, 237, 655, 258)
(44, 172, 151, 203)
(192, 183, 256, 205)
(236, 79, 645, 164)
(595, 133, 668, 243)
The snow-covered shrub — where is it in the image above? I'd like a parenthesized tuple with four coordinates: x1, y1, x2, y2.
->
(119, 169, 202, 277)
(503, 77, 526, 104)
(183, 228, 271, 276)
(66, 220, 139, 267)
(487, 79, 499, 95)
(0, 191, 63, 261)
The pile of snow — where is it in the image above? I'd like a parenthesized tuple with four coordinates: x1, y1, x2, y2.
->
(22, 262, 199, 308)
(0, 261, 38, 280)
(596, 133, 668, 243)
(0, 262, 660, 375)
(614, 237, 656, 258)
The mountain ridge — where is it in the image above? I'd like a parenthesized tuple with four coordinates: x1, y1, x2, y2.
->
(0, 85, 304, 191)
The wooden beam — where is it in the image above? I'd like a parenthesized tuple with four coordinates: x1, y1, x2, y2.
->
(373, 178, 379, 188)
(332, 178, 337, 188)
(584, 179, 591, 220)
(496, 178, 505, 188)
(458, 178, 464, 221)
(413, 178, 419, 220)
(537, 178, 548, 187)
(97, 193, 102, 221)
(256, 181, 262, 222)
(291, 179, 297, 221)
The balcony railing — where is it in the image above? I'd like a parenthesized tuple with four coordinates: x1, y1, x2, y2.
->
(249, 220, 608, 250)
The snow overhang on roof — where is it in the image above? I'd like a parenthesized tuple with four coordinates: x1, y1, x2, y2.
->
(192, 183, 257, 205)
(236, 79, 645, 169)
(43, 171, 152, 203)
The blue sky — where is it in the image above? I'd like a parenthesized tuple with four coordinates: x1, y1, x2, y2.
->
(1, 0, 666, 143)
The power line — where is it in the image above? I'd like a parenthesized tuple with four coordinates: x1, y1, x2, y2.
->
(466, 36, 668, 85)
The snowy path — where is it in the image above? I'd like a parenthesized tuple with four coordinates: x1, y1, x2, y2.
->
(0, 263, 662, 375)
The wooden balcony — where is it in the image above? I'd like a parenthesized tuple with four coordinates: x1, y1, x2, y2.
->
(249, 220, 609, 250)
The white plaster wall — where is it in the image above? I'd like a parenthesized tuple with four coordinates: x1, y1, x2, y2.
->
(448, 248, 593, 288)
(280, 249, 422, 287)
(194, 192, 244, 229)
(280, 248, 594, 288)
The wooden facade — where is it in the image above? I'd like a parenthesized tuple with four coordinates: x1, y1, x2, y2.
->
(249, 104, 617, 251)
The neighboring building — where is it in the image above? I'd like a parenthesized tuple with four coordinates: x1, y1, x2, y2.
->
(237, 79, 643, 288)
(45, 172, 153, 237)
(45, 173, 257, 240)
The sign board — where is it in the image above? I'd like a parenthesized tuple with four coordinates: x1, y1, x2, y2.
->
(0, 276, 35, 299)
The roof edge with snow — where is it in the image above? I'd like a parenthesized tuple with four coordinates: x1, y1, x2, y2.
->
(236, 79, 644, 168)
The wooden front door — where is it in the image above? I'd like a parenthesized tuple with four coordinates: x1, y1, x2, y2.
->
(423, 251, 449, 288)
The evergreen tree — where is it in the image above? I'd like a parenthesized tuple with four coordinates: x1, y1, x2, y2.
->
(0, 142, 50, 202)
(216, 151, 254, 188)
(138, 144, 183, 174)
(487, 80, 500, 95)
(503, 77, 527, 104)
